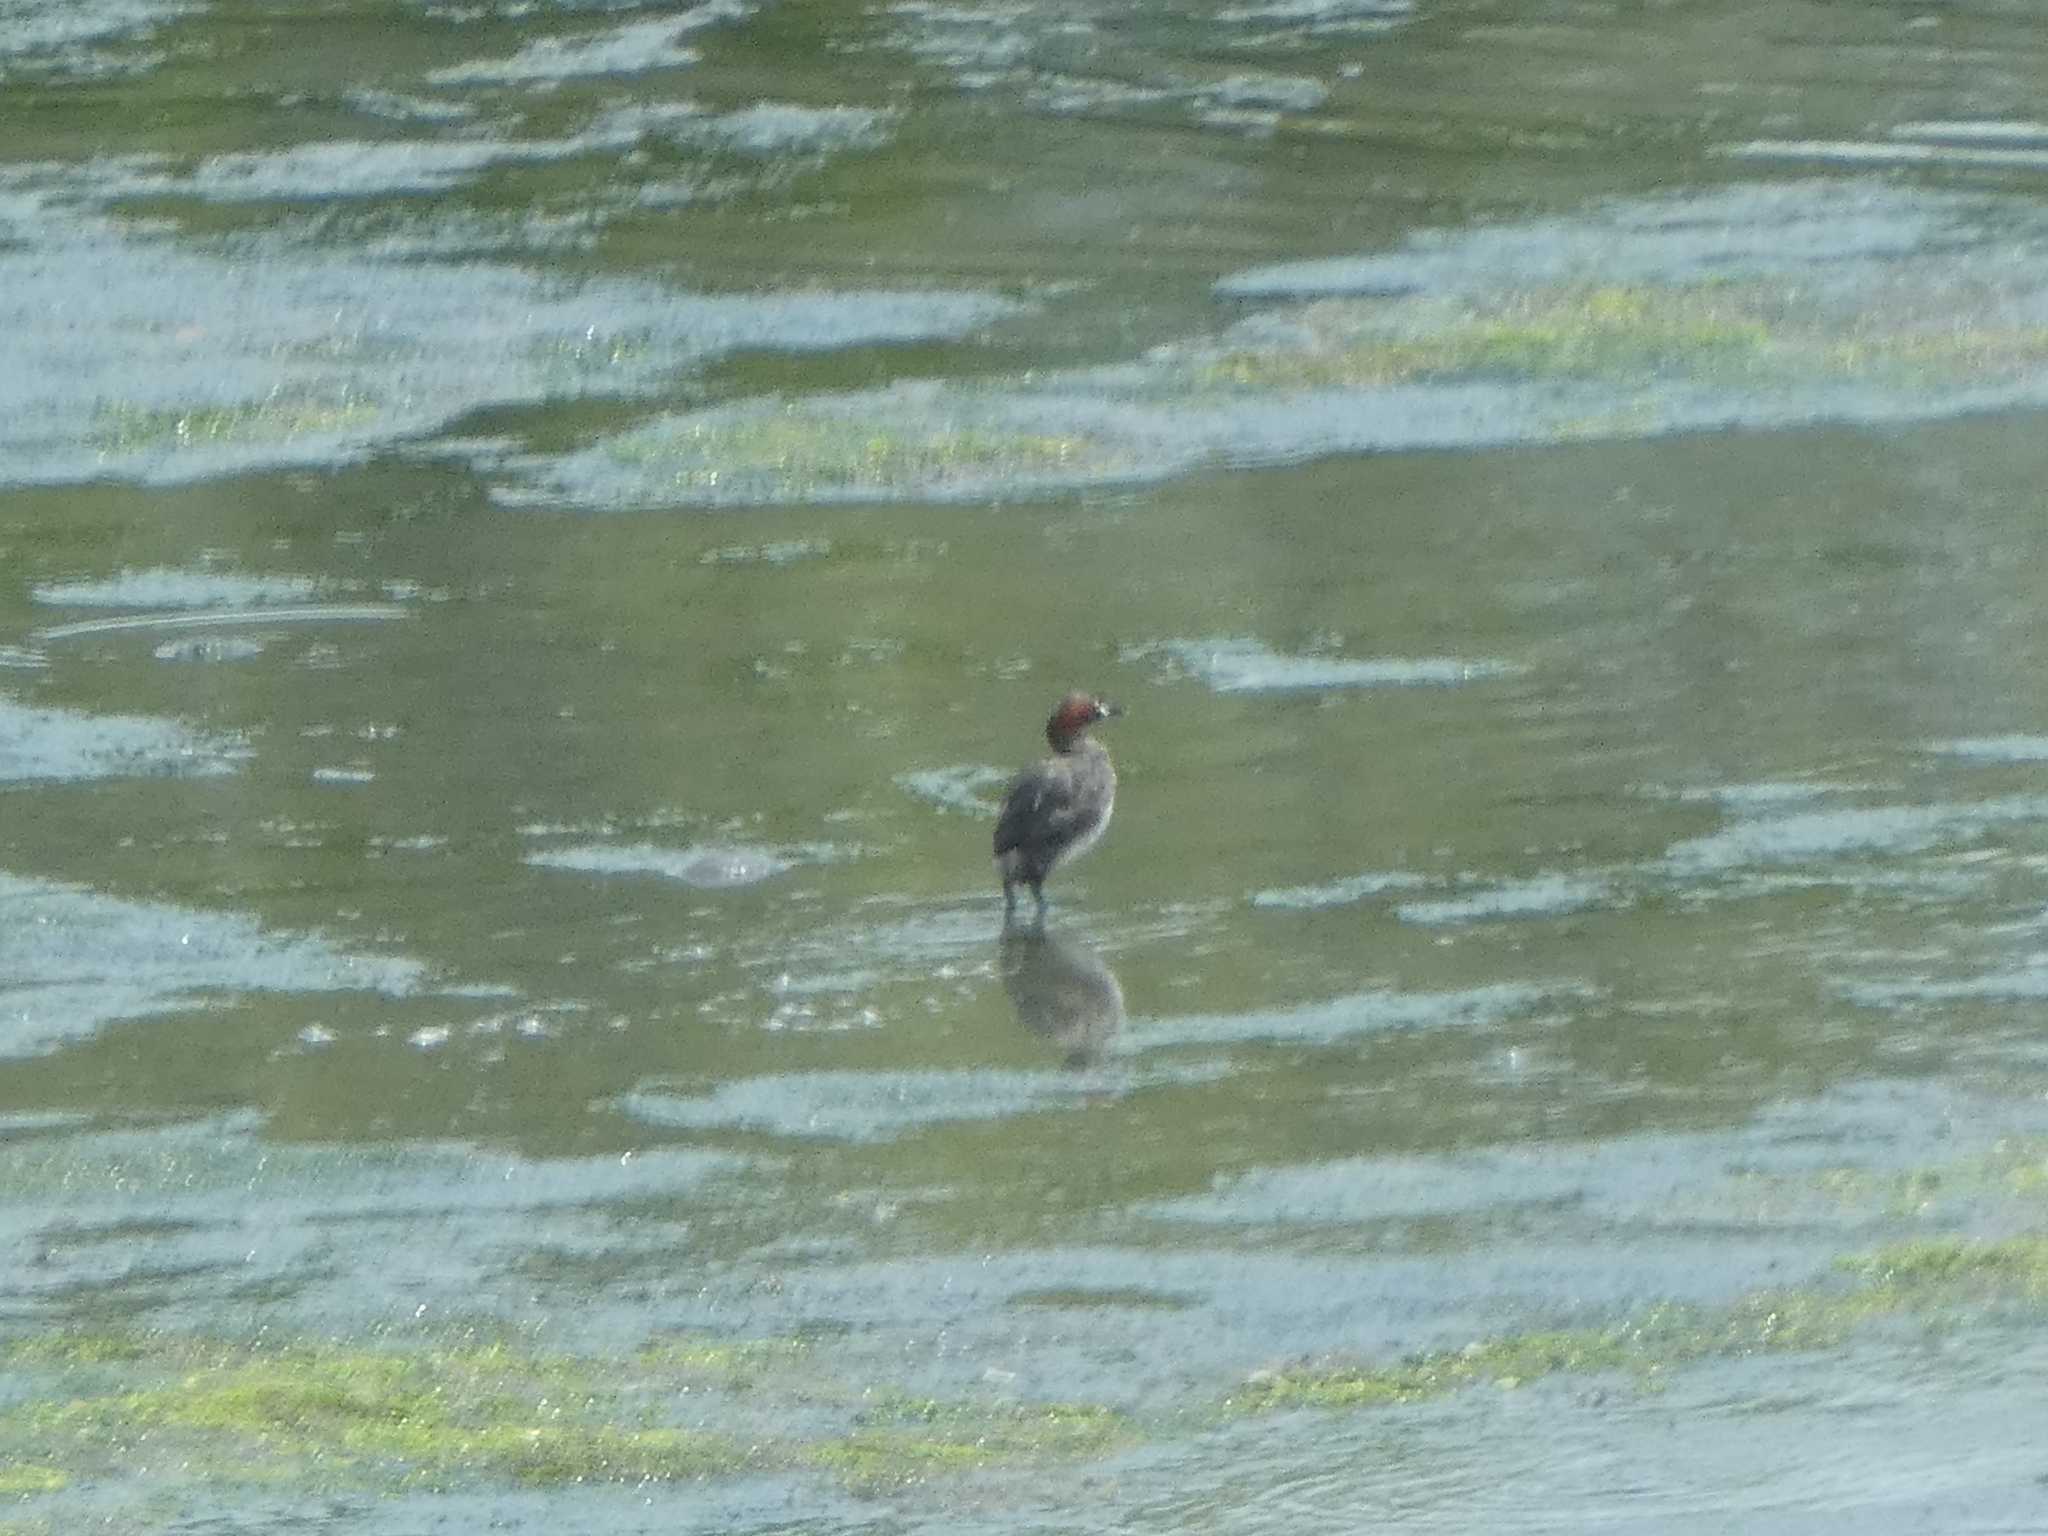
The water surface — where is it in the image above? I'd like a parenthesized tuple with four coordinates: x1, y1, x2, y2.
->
(5, 0, 2048, 1531)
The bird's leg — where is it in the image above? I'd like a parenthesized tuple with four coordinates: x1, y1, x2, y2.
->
(1003, 880, 1018, 916)
(1031, 882, 1047, 920)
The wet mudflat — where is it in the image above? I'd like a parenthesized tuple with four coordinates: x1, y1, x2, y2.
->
(6, 0, 2048, 1531)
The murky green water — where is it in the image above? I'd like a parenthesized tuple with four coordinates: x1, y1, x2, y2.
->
(6, 0, 2048, 1530)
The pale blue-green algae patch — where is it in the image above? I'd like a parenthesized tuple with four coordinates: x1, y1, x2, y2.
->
(895, 763, 1010, 816)
(1123, 981, 1566, 1052)
(31, 568, 335, 611)
(0, 874, 425, 1056)
(1126, 637, 1523, 693)
(0, 192, 1022, 489)
(0, 697, 245, 786)
(423, 9, 738, 86)
(534, 395, 1141, 508)
(126, 100, 890, 209)
(616, 1062, 1226, 1143)
(1249, 779, 2048, 933)
(0, 0, 194, 82)
(882, 0, 1405, 128)
(515, 179, 2048, 508)
(525, 841, 802, 889)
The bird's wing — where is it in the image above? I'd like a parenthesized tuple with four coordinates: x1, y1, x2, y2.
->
(993, 767, 1080, 856)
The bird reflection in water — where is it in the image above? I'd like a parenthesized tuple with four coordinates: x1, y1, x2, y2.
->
(999, 923, 1124, 1068)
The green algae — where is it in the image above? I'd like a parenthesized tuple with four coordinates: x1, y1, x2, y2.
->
(0, 1330, 153, 1367)
(0, 1467, 64, 1496)
(567, 276, 2048, 506)
(0, 1327, 1128, 1498)
(1227, 1233, 2048, 1417)
(94, 393, 381, 453)
(530, 328, 660, 376)
(1742, 1136, 2048, 1222)
(1195, 282, 2048, 396)
(812, 1394, 1136, 1491)
(1825, 325, 2048, 380)
(9, 1333, 750, 1490)
(1196, 285, 1779, 392)
(1840, 1235, 2048, 1299)
(530, 252, 2048, 507)
(632, 1331, 815, 1388)
(812, 1431, 993, 1486)
(1228, 1290, 1858, 1414)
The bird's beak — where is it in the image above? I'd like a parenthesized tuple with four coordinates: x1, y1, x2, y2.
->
(1097, 700, 1123, 720)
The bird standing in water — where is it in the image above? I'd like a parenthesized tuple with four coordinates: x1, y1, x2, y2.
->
(994, 691, 1121, 919)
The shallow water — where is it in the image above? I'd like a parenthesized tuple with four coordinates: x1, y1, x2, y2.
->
(6, 0, 2048, 1530)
